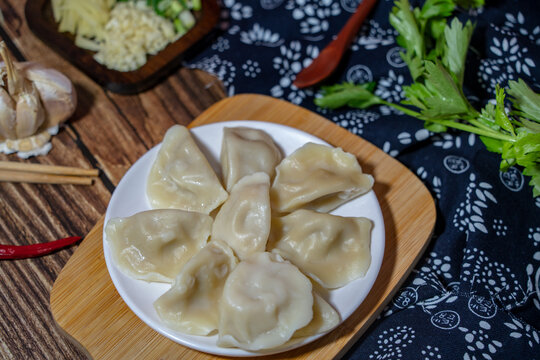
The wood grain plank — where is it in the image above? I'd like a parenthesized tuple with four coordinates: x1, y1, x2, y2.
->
(107, 69, 226, 149)
(50, 94, 436, 359)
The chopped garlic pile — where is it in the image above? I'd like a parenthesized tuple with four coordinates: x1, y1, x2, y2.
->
(93, 2, 179, 72)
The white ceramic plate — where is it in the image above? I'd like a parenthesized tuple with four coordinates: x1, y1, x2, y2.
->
(103, 120, 385, 357)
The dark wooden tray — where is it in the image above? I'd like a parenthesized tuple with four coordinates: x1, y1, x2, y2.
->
(25, 0, 220, 94)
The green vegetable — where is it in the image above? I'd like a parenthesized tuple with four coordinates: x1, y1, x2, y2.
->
(315, 0, 540, 197)
(191, 0, 201, 11)
(120, 0, 200, 33)
(153, 0, 199, 33)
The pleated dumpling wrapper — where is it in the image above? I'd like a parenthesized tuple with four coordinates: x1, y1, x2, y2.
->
(147, 125, 228, 214)
(105, 209, 212, 283)
(154, 241, 238, 335)
(218, 252, 313, 351)
(270, 142, 374, 213)
(268, 209, 372, 289)
(293, 292, 340, 339)
(220, 127, 282, 191)
(211, 172, 271, 260)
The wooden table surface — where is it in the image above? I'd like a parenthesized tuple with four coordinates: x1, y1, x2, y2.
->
(0, 2, 226, 358)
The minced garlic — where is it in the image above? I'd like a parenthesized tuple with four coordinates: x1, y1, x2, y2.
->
(93, 2, 179, 72)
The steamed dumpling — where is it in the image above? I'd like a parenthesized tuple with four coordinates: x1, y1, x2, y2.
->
(154, 241, 238, 335)
(105, 209, 212, 283)
(211, 172, 271, 260)
(220, 127, 282, 191)
(218, 252, 313, 351)
(268, 209, 372, 289)
(293, 293, 340, 339)
(147, 125, 228, 214)
(270, 142, 374, 213)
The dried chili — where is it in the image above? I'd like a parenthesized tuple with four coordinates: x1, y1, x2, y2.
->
(0, 236, 82, 260)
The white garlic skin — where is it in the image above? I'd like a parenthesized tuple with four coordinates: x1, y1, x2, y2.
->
(15, 81, 45, 139)
(23, 62, 77, 129)
(0, 61, 77, 142)
(0, 86, 17, 139)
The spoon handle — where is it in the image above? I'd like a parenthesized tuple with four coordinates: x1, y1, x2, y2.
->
(293, 0, 378, 88)
(336, 0, 378, 52)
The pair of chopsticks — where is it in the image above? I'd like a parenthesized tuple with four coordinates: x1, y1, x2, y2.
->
(0, 161, 99, 185)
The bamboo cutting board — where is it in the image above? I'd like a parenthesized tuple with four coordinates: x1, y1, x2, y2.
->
(50, 94, 436, 359)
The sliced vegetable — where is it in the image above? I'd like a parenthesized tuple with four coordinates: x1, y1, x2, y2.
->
(141, 0, 200, 33)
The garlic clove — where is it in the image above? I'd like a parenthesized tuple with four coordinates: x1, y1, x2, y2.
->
(0, 41, 77, 157)
(24, 64, 77, 128)
(0, 43, 22, 97)
(0, 86, 17, 139)
(15, 82, 45, 139)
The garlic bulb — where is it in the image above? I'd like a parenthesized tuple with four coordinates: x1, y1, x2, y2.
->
(0, 42, 76, 157)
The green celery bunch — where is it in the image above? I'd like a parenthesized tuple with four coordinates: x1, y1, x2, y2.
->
(315, 0, 540, 197)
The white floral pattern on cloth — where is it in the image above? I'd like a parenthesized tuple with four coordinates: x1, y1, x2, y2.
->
(352, 19, 398, 50)
(459, 320, 504, 360)
(503, 11, 540, 46)
(368, 326, 416, 359)
(189, 55, 237, 95)
(270, 41, 317, 103)
(185, 0, 540, 358)
(374, 69, 406, 115)
(478, 33, 537, 93)
(223, 0, 253, 20)
(453, 174, 497, 234)
(420, 345, 443, 360)
(382, 251, 458, 318)
(332, 109, 380, 135)
(239, 23, 284, 47)
(462, 247, 528, 310)
(285, 0, 342, 39)
(382, 140, 399, 157)
(477, 8, 539, 93)
(504, 318, 540, 349)
(527, 227, 540, 311)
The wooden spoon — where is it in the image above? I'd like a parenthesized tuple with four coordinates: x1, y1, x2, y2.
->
(293, 0, 378, 89)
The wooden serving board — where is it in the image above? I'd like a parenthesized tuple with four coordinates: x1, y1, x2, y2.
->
(50, 94, 436, 359)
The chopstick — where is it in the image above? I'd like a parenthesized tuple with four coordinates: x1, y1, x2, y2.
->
(0, 161, 99, 185)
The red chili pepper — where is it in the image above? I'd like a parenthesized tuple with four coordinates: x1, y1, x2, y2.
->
(0, 236, 82, 259)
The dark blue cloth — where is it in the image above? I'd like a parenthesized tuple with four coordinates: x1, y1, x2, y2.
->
(187, 0, 540, 358)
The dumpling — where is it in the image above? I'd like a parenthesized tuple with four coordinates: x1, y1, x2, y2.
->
(268, 209, 372, 289)
(211, 172, 271, 260)
(218, 252, 313, 351)
(293, 293, 340, 338)
(220, 126, 282, 191)
(147, 125, 228, 214)
(105, 209, 212, 283)
(154, 241, 238, 335)
(270, 142, 374, 213)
